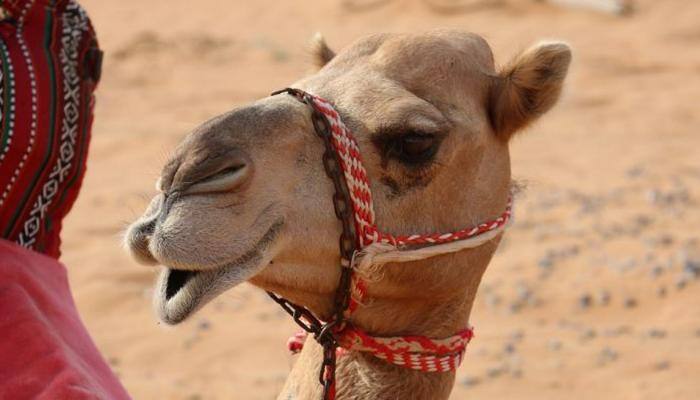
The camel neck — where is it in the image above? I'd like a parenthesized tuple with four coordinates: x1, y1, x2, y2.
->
(277, 246, 498, 400)
(348, 245, 495, 338)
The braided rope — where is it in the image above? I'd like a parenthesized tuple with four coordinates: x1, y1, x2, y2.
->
(310, 94, 512, 248)
(337, 326, 474, 372)
(286, 93, 513, 375)
(312, 97, 376, 248)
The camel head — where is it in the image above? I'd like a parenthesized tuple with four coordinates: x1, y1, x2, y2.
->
(126, 30, 571, 326)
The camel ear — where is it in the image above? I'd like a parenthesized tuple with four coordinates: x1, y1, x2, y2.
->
(489, 41, 571, 140)
(309, 32, 335, 68)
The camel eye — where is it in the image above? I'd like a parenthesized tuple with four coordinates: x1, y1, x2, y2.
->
(394, 133, 438, 165)
(372, 128, 443, 168)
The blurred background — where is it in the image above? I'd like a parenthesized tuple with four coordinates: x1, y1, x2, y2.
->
(62, 0, 700, 399)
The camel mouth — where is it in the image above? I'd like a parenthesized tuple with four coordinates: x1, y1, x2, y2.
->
(154, 220, 284, 325)
(165, 269, 199, 300)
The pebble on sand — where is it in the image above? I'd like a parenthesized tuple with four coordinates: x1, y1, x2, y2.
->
(578, 293, 593, 309)
(460, 376, 481, 388)
(509, 330, 525, 342)
(682, 257, 700, 279)
(597, 347, 619, 366)
(547, 339, 563, 351)
(597, 289, 611, 306)
(538, 255, 554, 270)
(645, 328, 667, 339)
(654, 361, 671, 371)
(650, 265, 665, 278)
(487, 365, 508, 379)
(656, 286, 667, 298)
(484, 292, 502, 308)
(603, 325, 632, 337)
(579, 328, 597, 342)
(675, 276, 688, 290)
(625, 165, 645, 178)
(197, 319, 211, 331)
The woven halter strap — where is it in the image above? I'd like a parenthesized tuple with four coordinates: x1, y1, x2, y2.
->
(269, 88, 512, 399)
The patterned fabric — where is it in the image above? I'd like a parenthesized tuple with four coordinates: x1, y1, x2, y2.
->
(0, 0, 101, 259)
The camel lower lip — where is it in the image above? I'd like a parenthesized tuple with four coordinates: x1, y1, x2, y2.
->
(154, 219, 284, 325)
(157, 267, 219, 325)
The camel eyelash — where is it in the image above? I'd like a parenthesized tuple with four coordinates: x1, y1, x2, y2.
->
(371, 127, 445, 168)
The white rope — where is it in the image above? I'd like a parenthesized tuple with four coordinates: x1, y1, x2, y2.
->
(354, 220, 511, 273)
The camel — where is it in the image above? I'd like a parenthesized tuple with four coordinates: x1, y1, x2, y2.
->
(125, 29, 571, 400)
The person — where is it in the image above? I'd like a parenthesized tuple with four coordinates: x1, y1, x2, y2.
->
(0, 1, 130, 398)
(0, 0, 99, 255)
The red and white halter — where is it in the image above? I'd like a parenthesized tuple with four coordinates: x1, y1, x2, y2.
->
(273, 89, 512, 397)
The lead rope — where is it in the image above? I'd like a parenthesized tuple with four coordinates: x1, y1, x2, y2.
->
(268, 87, 358, 400)
(267, 88, 512, 400)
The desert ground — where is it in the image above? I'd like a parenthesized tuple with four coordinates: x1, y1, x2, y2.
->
(61, 0, 700, 399)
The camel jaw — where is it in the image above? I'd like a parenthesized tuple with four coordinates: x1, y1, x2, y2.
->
(153, 220, 284, 324)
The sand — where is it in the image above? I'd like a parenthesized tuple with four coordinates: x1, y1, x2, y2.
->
(60, 0, 700, 398)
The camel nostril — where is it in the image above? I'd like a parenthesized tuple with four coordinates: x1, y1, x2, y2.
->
(126, 218, 159, 266)
(183, 161, 252, 195)
(209, 164, 246, 181)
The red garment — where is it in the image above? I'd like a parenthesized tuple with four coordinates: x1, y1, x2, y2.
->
(0, 0, 101, 258)
(0, 239, 130, 399)
(0, 2, 126, 398)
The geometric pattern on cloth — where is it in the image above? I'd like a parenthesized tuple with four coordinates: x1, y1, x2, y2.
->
(0, 0, 100, 258)
(16, 2, 89, 249)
